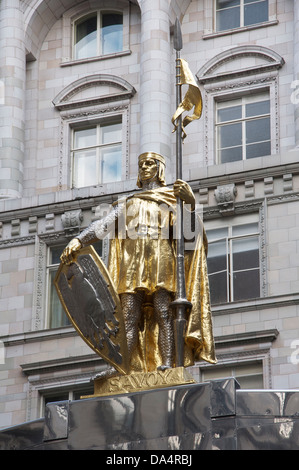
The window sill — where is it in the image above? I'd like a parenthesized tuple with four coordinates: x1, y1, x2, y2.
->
(203, 20, 278, 40)
(212, 292, 299, 316)
(60, 49, 132, 67)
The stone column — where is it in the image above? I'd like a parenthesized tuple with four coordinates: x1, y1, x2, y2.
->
(139, 0, 172, 160)
(294, 0, 299, 147)
(0, 0, 25, 198)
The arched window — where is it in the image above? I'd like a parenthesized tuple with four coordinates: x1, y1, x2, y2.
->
(74, 11, 123, 60)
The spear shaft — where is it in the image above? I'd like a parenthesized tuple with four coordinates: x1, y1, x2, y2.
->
(172, 18, 192, 367)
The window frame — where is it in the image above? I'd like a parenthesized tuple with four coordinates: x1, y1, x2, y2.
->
(215, 92, 271, 164)
(206, 215, 261, 305)
(201, 360, 264, 389)
(202, 0, 277, 39)
(45, 244, 70, 329)
(214, 0, 269, 33)
(41, 386, 94, 417)
(61, 1, 132, 66)
(70, 117, 123, 189)
(72, 10, 124, 61)
(200, 80, 279, 167)
(55, 82, 131, 192)
(45, 240, 103, 329)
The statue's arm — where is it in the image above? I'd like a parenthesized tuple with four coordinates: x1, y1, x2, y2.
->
(60, 203, 123, 264)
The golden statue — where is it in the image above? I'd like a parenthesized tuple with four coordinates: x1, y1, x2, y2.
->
(59, 152, 216, 395)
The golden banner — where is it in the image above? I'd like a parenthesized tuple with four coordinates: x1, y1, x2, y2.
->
(172, 58, 203, 140)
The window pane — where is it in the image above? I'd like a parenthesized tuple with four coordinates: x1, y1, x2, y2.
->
(75, 15, 97, 59)
(45, 393, 69, 406)
(101, 122, 122, 144)
(202, 362, 263, 389)
(216, 0, 240, 7)
(232, 223, 258, 236)
(101, 145, 122, 183)
(246, 117, 270, 144)
(216, 6, 240, 31)
(49, 270, 70, 328)
(74, 127, 97, 149)
(209, 271, 228, 304)
(50, 245, 64, 265)
(207, 227, 228, 242)
(217, 105, 242, 123)
(218, 122, 242, 148)
(73, 387, 94, 400)
(237, 373, 263, 389)
(102, 13, 123, 55)
(207, 240, 227, 273)
(233, 268, 260, 301)
(220, 146, 243, 163)
(93, 240, 103, 257)
(244, 1, 268, 26)
(246, 141, 271, 159)
(246, 99, 270, 118)
(73, 149, 97, 188)
(232, 237, 259, 270)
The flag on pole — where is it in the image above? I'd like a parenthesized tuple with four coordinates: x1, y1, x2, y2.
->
(171, 58, 202, 141)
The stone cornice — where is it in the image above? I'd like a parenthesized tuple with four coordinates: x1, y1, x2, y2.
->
(212, 293, 299, 316)
(20, 353, 102, 377)
(215, 329, 279, 348)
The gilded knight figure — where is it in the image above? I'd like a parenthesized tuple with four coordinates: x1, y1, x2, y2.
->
(60, 152, 216, 379)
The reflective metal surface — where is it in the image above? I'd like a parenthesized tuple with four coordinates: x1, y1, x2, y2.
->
(43, 400, 69, 442)
(0, 419, 44, 450)
(68, 383, 212, 450)
(2, 379, 299, 450)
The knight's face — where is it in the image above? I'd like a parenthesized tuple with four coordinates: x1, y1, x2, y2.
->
(138, 158, 158, 182)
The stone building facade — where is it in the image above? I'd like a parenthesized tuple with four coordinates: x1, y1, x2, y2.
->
(0, 0, 299, 429)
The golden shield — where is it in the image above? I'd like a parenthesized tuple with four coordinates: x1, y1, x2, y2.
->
(54, 246, 129, 375)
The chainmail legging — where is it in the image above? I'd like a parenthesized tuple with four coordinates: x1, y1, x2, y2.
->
(120, 288, 174, 369)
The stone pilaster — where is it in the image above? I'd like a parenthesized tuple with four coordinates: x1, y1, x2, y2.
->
(139, 0, 172, 160)
(0, 0, 25, 198)
(294, 0, 299, 147)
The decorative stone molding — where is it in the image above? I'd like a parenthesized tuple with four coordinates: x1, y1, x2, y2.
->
(214, 183, 237, 216)
(264, 177, 274, 195)
(197, 45, 284, 84)
(11, 219, 20, 237)
(61, 209, 83, 237)
(283, 174, 293, 192)
(52, 74, 136, 111)
(245, 180, 255, 199)
(45, 213, 55, 231)
(32, 236, 47, 331)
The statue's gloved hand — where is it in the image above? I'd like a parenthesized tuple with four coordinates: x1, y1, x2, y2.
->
(173, 179, 195, 210)
(60, 238, 82, 265)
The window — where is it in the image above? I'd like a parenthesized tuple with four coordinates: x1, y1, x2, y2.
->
(47, 242, 102, 328)
(207, 222, 260, 304)
(201, 361, 264, 389)
(74, 12, 123, 60)
(47, 245, 70, 329)
(216, 92, 270, 164)
(215, 0, 268, 32)
(71, 118, 122, 188)
(42, 386, 94, 415)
